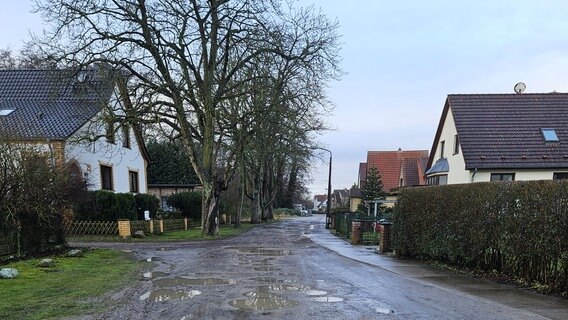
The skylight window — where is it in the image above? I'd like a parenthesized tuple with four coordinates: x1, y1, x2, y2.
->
(0, 109, 15, 116)
(542, 128, 559, 142)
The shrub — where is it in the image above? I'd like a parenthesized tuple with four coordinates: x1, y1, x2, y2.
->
(167, 191, 202, 220)
(74, 190, 136, 221)
(135, 193, 160, 219)
(393, 181, 568, 295)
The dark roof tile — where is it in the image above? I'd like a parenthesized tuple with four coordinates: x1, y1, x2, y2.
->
(0, 69, 114, 140)
(448, 93, 568, 169)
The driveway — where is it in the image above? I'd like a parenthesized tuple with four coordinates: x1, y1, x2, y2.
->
(71, 215, 568, 319)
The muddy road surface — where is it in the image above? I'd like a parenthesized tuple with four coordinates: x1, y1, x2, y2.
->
(72, 216, 568, 320)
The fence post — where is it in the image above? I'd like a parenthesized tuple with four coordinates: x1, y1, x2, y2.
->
(351, 220, 361, 245)
(379, 222, 392, 253)
(184, 218, 188, 230)
(159, 219, 164, 234)
(117, 219, 132, 237)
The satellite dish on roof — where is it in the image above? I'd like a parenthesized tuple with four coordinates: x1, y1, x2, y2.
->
(514, 82, 526, 94)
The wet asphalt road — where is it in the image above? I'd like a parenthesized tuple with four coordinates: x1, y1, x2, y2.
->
(71, 215, 568, 320)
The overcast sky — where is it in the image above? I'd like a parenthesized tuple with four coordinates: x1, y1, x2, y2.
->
(2, 1, 568, 198)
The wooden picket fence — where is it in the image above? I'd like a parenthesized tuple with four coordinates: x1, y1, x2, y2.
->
(65, 218, 199, 237)
(64, 220, 118, 236)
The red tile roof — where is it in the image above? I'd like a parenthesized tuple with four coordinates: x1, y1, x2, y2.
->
(358, 162, 367, 186)
(366, 150, 429, 192)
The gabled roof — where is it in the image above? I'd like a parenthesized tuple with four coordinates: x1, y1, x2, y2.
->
(314, 194, 327, 203)
(367, 150, 429, 192)
(402, 156, 429, 186)
(427, 93, 568, 170)
(0, 69, 114, 140)
(358, 162, 367, 186)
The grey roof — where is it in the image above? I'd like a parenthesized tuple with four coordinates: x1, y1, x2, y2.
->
(425, 158, 449, 175)
(0, 69, 114, 140)
(448, 93, 568, 169)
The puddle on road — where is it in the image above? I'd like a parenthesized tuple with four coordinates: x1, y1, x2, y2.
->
(143, 271, 169, 279)
(253, 266, 281, 272)
(229, 292, 298, 311)
(225, 247, 292, 256)
(156, 247, 178, 251)
(139, 289, 202, 302)
(313, 296, 344, 303)
(304, 290, 328, 296)
(259, 284, 327, 296)
(259, 284, 312, 292)
(252, 277, 292, 283)
(376, 307, 395, 314)
(154, 277, 236, 287)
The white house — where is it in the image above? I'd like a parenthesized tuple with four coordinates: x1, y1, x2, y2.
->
(0, 68, 149, 193)
(425, 93, 568, 185)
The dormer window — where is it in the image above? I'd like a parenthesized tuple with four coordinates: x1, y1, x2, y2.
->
(0, 109, 15, 116)
(541, 128, 559, 142)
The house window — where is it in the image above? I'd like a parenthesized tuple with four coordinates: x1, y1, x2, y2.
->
(161, 196, 174, 211)
(541, 128, 559, 142)
(427, 174, 447, 185)
(553, 172, 568, 180)
(440, 140, 445, 159)
(129, 171, 139, 193)
(100, 165, 113, 190)
(400, 178, 404, 187)
(453, 135, 459, 155)
(490, 173, 515, 181)
(106, 122, 115, 144)
(122, 126, 131, 148)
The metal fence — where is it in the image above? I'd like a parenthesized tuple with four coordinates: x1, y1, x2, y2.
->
(0, 230, 16, 256)
(333, 213, 380, 244)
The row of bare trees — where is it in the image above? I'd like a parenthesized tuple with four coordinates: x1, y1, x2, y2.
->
(31, 0, 341, 234)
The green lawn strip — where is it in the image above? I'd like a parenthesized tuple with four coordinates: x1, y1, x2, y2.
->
(0, 249, 141, 320)
(68, 221, 258, 242)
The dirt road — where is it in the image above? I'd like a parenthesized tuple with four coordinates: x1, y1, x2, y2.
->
(71, 215, 568, 320)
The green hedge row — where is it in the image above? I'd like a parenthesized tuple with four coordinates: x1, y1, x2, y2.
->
(73, 191, 159, 221)
(393, 181, 568, 294)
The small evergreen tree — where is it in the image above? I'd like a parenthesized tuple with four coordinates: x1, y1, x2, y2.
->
(362, 166, 385, 216)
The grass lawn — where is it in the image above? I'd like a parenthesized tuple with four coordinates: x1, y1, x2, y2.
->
(67, 222, 258, 242)
(0, 249, 142, 320)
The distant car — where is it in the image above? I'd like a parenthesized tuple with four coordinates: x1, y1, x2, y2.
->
(300, 209, 308, 216)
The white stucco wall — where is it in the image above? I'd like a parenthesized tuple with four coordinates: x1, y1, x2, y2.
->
(472, 170, 567, 182)
(430, 107, 470, 184)
(65, 115, 147, 194)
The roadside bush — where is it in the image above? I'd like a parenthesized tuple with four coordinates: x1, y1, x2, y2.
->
(74, 190, 136, 221)
(167, 191, 202, 220)
(393, 181, 568, 295)
(0, 143, 84, 255)
(135, 193, 160, 219)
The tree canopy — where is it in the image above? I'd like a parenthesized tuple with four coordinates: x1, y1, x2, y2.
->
(33, 0, 341, 234)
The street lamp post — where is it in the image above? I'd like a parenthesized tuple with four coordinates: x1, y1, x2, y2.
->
(313, 147, 332, 229)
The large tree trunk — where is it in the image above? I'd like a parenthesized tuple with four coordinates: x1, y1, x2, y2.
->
(202, 179, 223, 235)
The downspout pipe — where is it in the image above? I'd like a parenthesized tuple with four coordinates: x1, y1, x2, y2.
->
(471, 168, 478, 183)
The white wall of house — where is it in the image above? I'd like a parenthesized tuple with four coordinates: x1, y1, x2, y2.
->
(65, 115, 147, 194)
(430, 107, 470, 184)
(472, 169, 567, 182)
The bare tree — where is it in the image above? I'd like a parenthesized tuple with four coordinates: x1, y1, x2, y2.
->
(33, 0, 341, 234)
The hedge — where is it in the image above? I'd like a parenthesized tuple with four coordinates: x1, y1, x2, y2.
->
(393, 180, 568, 295)
(73, 191, 158, 221)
